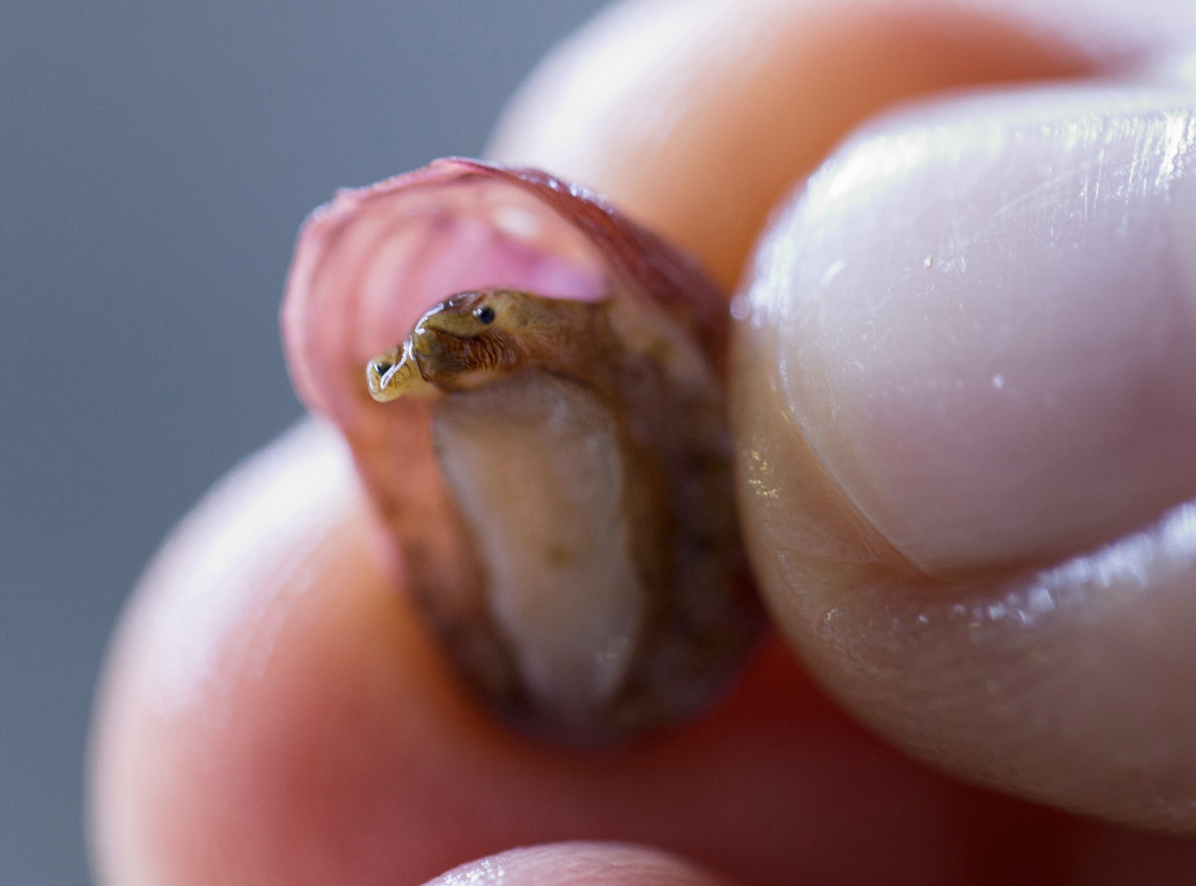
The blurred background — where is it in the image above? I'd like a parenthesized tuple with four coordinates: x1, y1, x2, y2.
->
(0, 2, 608, 882)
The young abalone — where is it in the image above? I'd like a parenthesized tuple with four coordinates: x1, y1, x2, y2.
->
(282, 159, 760, 743)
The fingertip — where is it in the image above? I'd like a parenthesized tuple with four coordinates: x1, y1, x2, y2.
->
(733, 85, 1196, 830)
(423, 843, 732, 886)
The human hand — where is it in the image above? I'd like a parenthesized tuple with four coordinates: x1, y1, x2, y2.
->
(90, 0, 1196, 883)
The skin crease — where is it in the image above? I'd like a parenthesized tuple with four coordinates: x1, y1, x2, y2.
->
(89, 1, 1196, 885)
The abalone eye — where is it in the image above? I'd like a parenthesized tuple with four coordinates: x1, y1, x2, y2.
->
(475, 305, 496, 325)
(374, 360, 394, 375)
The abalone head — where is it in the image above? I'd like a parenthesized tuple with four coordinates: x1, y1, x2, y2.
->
(416, 289, 526, 339)
(367, 289, 559, 400)
(368, 290, 514, 381)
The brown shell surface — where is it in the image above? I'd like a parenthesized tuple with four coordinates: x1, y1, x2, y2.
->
(281, 158, 759, 743)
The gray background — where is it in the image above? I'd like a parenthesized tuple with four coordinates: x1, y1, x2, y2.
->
(0, 2, 607, 882)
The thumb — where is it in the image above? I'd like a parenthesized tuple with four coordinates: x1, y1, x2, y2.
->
(734, 84, 1196, 830)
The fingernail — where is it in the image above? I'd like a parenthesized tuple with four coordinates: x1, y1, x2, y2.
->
(422, 843, 727, 886)
(747, 87, 1196, 573)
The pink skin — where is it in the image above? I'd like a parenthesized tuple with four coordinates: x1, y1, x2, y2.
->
(90, 0, 1196, 884)
(88, 422, 1196, 885)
